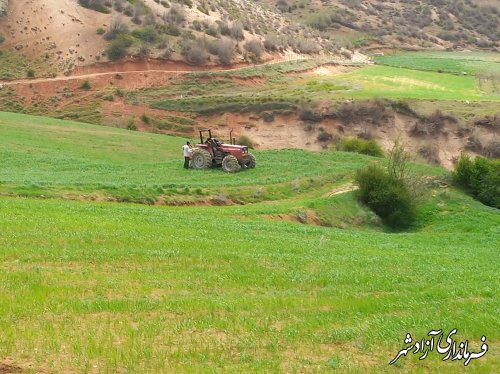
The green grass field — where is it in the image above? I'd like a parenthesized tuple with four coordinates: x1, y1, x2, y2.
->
(375, 51, 500, 75)
(128, 55, 499, 117)
(0, 111, 378, 204)
(0, 112, 499, 372)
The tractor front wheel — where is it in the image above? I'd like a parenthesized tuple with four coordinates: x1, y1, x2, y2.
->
(191, 149, 212, 170)
(222, 155, 241, 173)
(245, 153, 256, 169)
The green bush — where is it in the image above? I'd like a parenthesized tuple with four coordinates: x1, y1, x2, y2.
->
(126, 117, 137, 131)
(141, 113, 151, 124)
(131, 27, 159, 43)
(78, 0, 110, 13)
(80, 80, 91, 90)
(453, 153, 475, 188)
(338, 137, 384, 157)
(106, 35, 133, 61)
(453, 153, 499, 208)
(26, 69, 35, 78)
(355, 163, 417, 230)
(0, 33, 5, 44)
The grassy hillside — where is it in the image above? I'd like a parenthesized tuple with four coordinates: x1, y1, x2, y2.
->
(0, 111, 376, 203)
(0, 112, 499, 372)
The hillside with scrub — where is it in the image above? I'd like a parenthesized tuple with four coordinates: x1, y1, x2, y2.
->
(0, 51, 498, 168)
(0, 3, 499, 372)
(0, 0, 498, 76)
(0, 110, 499, 372)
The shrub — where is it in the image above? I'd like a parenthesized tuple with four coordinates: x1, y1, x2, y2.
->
(237, 135, 254, 148)
(317, 131, 333, 142)
(141, 113, 151, 124)
(135, 43, 150, 59)
(261, 112, 274, 122)
(411, 110, 457, 136)
(161, 40, 174, 59)
(292, 37, 321, 54)
(216, 39, 234, 66)
(78, 0, 110, 13)
(452, 153, 499, 208)
(126, 117, 137, 131)
(418, 144, 440, 165)
(181, 39, 207, 65)
(219, 21, 231, 36)
(26, 69, 35, 78)
(80, 80, 91, 90)
(0, 33, 4, 44)
(106, 35, 133, 60)
(96, 27, 105, 35)
(131, 26, 159, 43)
(335, 100, 390, 126)
(299, 109, 322, 123)
(114, 0, 124, 12)
(104, 17, 129, 40)
(132, 3, 143, 25)
(390, 100, 418, 117)
(465, 131, 482, 152)
(230, 21, 245, 41)
(453, 153, 475, 188)
(338, 137, 384, 157)
(114, 87, 124, 97)
(164, 3, 185, 25)
(123, 5, 133, 16)
(244, 39, 263, 63)
(474, 115, 500, 129)
(264, 34, 284, 51)
(177, 0, 192, 7)
(355, 163, 417, 230)
(483, 140, 500, 159)
(205, 23, 219, 37)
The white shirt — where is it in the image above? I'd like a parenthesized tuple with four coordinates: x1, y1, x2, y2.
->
(183, 145, 191, 157)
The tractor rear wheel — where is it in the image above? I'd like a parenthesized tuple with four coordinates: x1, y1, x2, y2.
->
(246, 153, 256, 169)
(222, 155, 241, 173)
(191, 149, 212, 170)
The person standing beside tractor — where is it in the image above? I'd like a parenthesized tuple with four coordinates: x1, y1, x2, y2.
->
(182, 141, 193, 169)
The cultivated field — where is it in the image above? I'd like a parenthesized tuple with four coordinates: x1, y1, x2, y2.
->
(0, 111, 499, 372)
(129, 53, 500, 117)
(375, 51, 500, 75)
(0, 111, 374, 204)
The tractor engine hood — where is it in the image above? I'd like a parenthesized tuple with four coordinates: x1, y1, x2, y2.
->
(220, 144, 248, 151)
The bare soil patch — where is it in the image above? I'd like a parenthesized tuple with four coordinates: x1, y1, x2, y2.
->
(0, 359, 22, 374)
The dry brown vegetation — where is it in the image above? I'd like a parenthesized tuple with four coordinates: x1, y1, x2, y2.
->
(263, 0, 500, 49)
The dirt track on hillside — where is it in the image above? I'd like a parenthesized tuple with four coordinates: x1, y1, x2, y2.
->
(0, 57, 315, 97)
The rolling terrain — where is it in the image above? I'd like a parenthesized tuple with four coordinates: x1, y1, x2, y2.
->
(1, 51, 498, 168)
(0, 1, 499, 373)
(0, 111, 499, 372)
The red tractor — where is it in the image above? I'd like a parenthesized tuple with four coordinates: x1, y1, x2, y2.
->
(191, 129, 256, 173)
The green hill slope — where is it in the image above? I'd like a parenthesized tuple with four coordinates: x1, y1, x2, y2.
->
(0, 112, 499, 372)
(0, 111, 378, 204)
